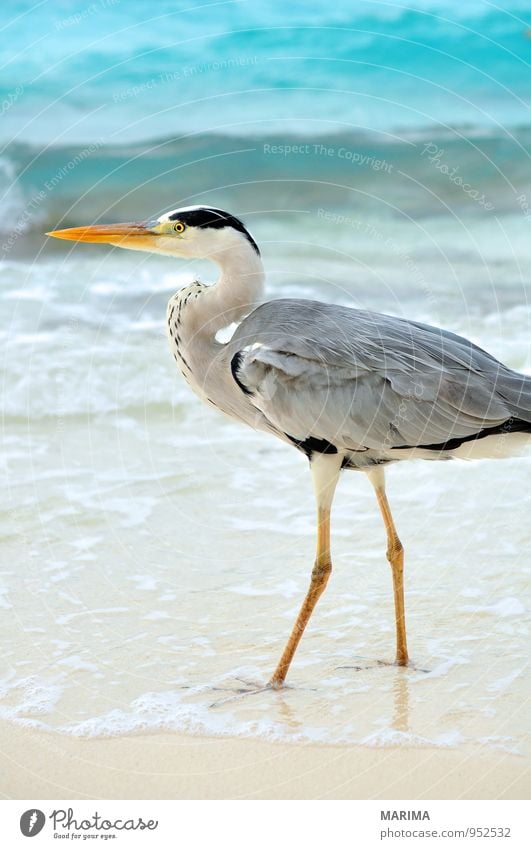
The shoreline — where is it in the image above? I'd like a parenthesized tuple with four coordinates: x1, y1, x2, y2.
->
(0, 722, 528, 800)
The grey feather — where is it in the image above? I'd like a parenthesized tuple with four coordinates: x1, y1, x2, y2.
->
(229, 299, 531, 455)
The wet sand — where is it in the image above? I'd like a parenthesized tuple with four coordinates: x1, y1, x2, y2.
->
(0, 721, 528, 800)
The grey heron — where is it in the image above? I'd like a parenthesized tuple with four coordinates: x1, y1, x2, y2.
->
(48, 206, 531, 688)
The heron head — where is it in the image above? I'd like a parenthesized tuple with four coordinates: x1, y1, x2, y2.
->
(47, 205, 260, 259)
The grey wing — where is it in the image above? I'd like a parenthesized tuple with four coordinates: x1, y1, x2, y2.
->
(228, 299, 531, 453)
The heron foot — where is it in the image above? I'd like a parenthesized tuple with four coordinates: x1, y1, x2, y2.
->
(209, 677, 303, 707)
(209, 684, 270, 708)
(336, 657, 430, 674)
(392, 659, 430, 673)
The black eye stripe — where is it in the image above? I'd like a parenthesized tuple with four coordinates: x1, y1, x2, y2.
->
(167, 207, 260, 255)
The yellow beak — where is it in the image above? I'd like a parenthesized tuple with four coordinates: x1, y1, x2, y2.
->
(46, 222, 155, 246)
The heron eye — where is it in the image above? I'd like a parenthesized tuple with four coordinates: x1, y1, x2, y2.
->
(173, 221, 185, 233)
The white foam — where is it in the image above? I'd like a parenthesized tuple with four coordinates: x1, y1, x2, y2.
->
(489, 598, 526, 617)
(57, 655, 98, 673)
(361, 728, 465, 748)
(226, 579, 300, 598)
(142, 611, 171, 621)
(0, 157, 40, 234)
(487, 668, 525, 693)
(0, 677, 63, 719)
(128, 575, 158, 591)
(478, 736, 522, 756)
(462, 597, 526, 617)
(71, 536, 102, 552)
(0, 587, 12, 610)
(56, 608, 129, 626)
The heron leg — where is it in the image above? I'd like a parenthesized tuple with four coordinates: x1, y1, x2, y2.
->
(269, 453, 342, 688)
(367, 466, 409, 667)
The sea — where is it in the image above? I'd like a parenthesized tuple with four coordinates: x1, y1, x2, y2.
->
(0, 0, 529, 752)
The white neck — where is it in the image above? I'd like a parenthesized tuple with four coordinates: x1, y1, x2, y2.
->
(165, 232, 265, 415)
(197, 240, 265, 335)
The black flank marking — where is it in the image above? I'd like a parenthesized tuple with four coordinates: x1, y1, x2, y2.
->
(168, 207, 260, 255)
(230, 351, 253, 396)
(285, 433, 338, 457)
(395, 417, 531, 452)
(342, 457, 387, 470)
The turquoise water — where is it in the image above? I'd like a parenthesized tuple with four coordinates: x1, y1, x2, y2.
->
(1, 0, 531, 235)
(0, 1, 530, 747)
(2, 0, 531, 145)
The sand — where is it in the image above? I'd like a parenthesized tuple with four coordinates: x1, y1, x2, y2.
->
(0, 721, 528, 800)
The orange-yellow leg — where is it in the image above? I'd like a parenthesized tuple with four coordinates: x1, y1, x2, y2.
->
(269, 508, 332, 688)
(269, 454, 342, 688)
(368, 467, 409, 666)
